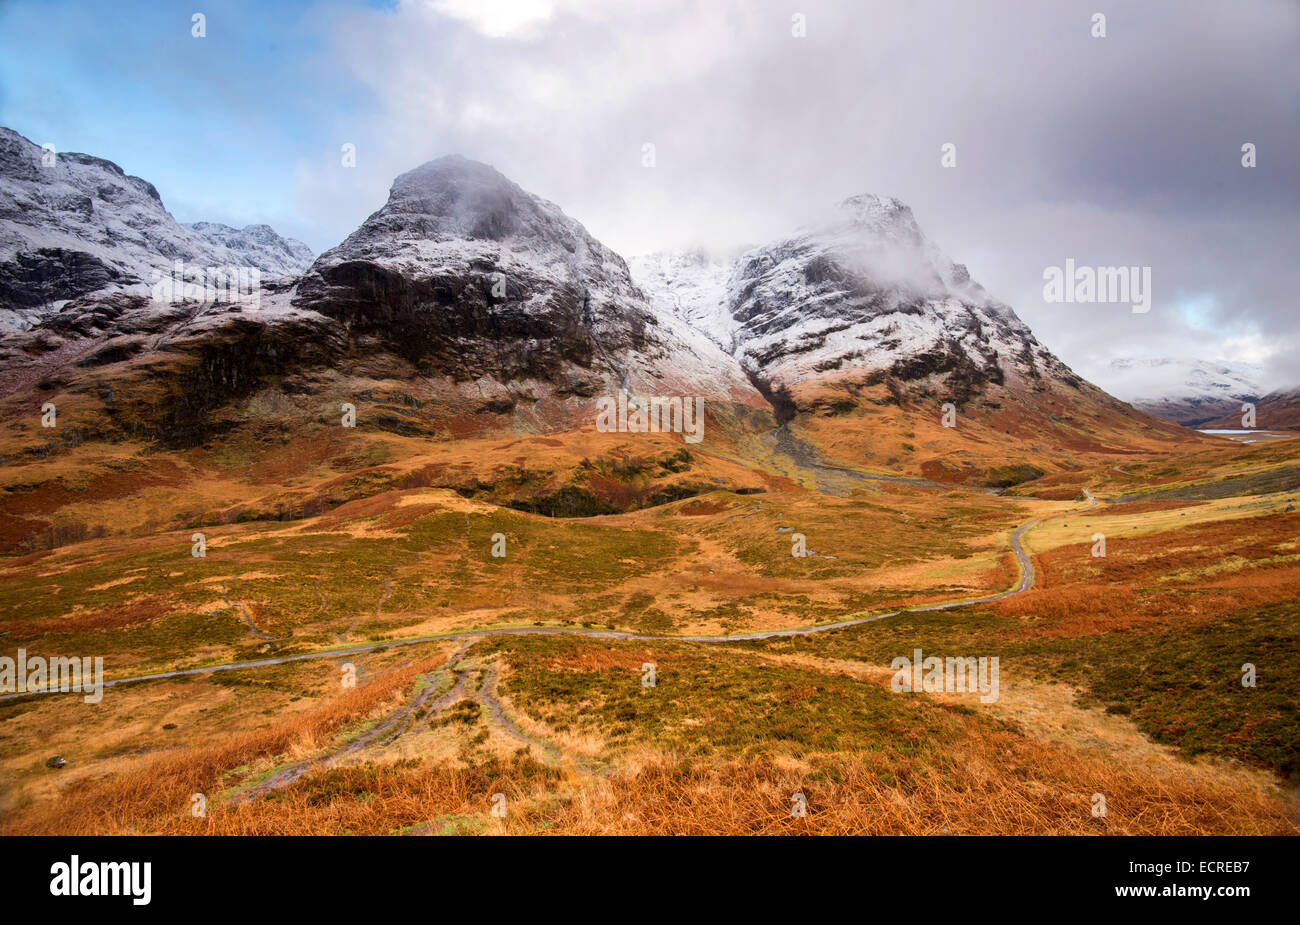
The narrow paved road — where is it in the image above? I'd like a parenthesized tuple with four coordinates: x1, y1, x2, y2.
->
(0, 489, 1098, 701)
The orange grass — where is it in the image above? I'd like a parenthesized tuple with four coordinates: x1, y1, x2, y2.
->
(44, 732, 1295, 835)
(538, 742, 1298, 836)
(996, 511, 1300, 637)
(1, 653, 448, 835)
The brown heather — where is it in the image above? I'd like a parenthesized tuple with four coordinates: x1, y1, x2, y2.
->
(2, 654, 447, 835)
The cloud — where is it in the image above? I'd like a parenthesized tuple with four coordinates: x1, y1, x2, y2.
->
(286, 0, 1298, 391)
(424, 0, 561, 37)
(13, 0, 1280, 393)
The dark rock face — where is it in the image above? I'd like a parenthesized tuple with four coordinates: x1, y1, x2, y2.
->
(0, 282, 350, 448)
(75, 337, 144, 368)
(301, 258, 616, 383)
(0, 125, 312, 324)
(0, 248, 121, 308)
(293, 155, 662, 388)
(138, 315, 339, 448)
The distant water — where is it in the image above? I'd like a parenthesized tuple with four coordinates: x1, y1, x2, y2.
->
(1197, 428, 1288, 444)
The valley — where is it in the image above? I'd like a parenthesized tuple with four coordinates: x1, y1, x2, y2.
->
(1, 416, 1296, 835)
(0, 128, 1295, 837)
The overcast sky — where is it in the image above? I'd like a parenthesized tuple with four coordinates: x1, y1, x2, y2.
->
(1, 0, 1296, 392)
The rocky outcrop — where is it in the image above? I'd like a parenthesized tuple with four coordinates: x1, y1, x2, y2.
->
(293, 155, 761, 404)
(0, 248, 122, 309)
(632, 194, 1083, 414)
(0, 126, 312, 328)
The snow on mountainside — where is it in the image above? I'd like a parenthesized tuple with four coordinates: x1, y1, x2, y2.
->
(0, 126, 312, 330)
(726, 195, 1081, 406)
(625, 248, 767, 402)
(184, 221, 314, 278)
(1101, 357, 1264, 426)
(293, 155, 761, 404)
(631, 194, 1083, 417)
(627, 249, 739, 350)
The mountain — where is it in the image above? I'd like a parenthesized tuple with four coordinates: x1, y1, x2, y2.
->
(1201, 387, 1300, 431)
(634, 195, 1100, 414)
(723, 195, 1077, 410)
(291, 155, 760, 409)
(184, 221, 314, 278)
(0, 135, 1202, 491)
(0, 149, 764, 453)
(0, 126, 312, 331)
(629, 196, 1202, 483)
(1099, 357, 1264, 426)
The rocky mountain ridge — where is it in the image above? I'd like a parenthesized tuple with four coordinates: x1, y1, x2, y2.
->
(633, 194, 1086, 418)
(0, 133, 1199, 466)
(0, 127, 313, 331)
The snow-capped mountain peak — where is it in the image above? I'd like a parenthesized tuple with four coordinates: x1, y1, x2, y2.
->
(631, 192, 1076, 414)
(292, 155, 762, 404)
(0, 126, 313, 330)
(1101, 357, 1264, 426)
(185, 222, 314, 277)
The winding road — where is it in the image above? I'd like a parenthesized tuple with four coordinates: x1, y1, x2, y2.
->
(0, 489, 1098, 702)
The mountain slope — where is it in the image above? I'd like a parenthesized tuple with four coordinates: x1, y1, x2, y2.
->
(0, 126, 312, 330)
(1101, 357, 1264, 426)
(630, 195, 1207, 483)
(1202, 387, 1300, 431)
